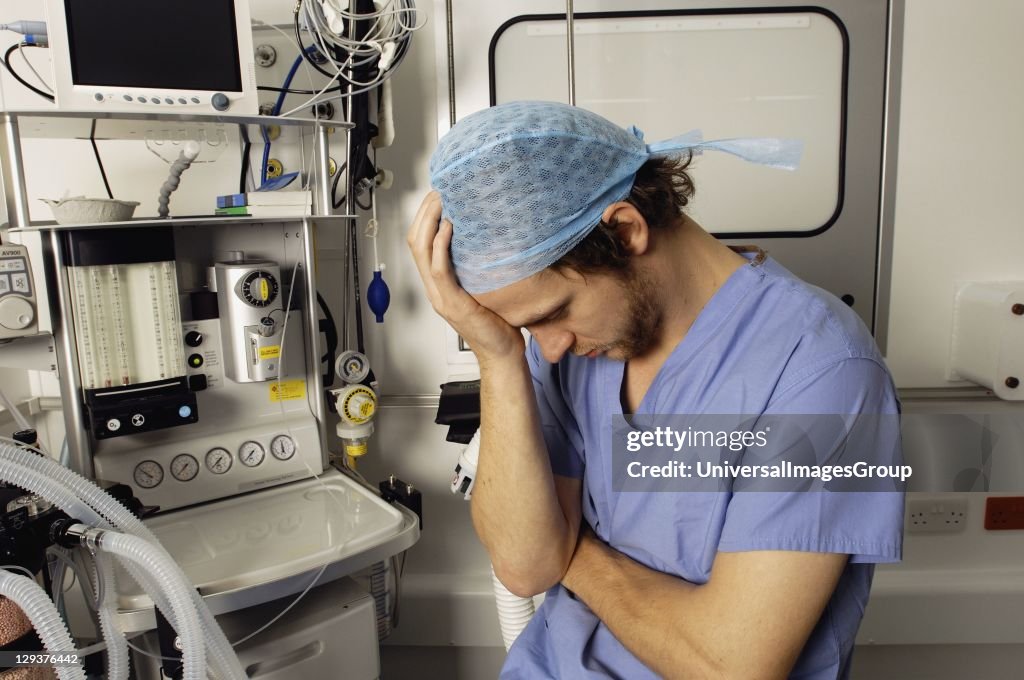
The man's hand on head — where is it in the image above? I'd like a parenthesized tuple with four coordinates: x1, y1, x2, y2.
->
(406, 192, 526, 365)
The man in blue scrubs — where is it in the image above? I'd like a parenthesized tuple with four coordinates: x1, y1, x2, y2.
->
(408, 101, 903, 679)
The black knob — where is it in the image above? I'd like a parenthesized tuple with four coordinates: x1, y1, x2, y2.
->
(184, 331, 203, 347)
(12, 429, 37, 446)
(211, 93, 230, 111)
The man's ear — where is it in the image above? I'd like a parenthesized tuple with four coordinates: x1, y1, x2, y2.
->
(601, 202, 650, 256)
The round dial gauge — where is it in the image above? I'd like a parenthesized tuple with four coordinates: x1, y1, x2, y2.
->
(133, 461, 164, 489)
(239, 270, 279, 308)
(170, 454, 199, 481)
(239, 441, 266, 467)
(206, 447, 233, 474)
(270, 435, 297, 461)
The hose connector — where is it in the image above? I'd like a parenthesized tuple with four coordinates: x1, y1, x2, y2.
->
(50, 519, 105, 550)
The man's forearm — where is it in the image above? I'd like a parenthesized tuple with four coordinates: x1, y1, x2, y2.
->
(562, 532, 844, 680)
(561, 533, 719, 679)
(470, 355, 577, 596)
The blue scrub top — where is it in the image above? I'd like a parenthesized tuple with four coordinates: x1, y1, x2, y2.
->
(502, 252, 903, 679)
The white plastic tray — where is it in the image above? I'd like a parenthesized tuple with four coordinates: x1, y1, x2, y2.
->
(113, 467, 419, 631)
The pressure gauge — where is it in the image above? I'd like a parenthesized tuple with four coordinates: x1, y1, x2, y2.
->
(133, 461, 164, 489)
(270, 435, 296, 461)
(206, 447, 233, 474)
(239, 270, 279, 308)
(336, 350, 370, 384)
(170, 454, 199, 481)
(239, 441, 265, 467)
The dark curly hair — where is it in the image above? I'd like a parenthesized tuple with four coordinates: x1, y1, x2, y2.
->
(553, 153, 695, 275)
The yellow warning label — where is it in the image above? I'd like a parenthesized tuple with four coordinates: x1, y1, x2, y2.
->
(260, 279, 270, 301)
(259, 345, 281, 360)
(270, 379, 306, 402)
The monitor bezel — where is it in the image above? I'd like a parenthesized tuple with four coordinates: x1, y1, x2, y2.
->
(43, 0, 259, 115)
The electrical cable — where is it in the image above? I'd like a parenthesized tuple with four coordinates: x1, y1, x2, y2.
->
(259, 122, 272, 186)
(331, 162, 348, 209)
(262, 45, 324, 183)
(1, 564, 36, 579)
(89, 120, 114, 200)
(16, 43, 52, 93)
(280, 0, 423, 117)
(317, 292, 338, 386)
(239, 125, 251, 194)
(230, 564, 329, 647)
(258, 84, 346, 95)
(1, 42, 53, 101)
(350, 212, 366, 354)
(125, 637, 180, 663)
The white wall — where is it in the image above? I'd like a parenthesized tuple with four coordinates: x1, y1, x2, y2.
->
(885, 0, 1024, 388)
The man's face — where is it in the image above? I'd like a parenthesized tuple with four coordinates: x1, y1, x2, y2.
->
(474, 264, 663, 364)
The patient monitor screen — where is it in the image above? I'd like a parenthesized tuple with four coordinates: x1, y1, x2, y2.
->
(64, 0, 243, 92)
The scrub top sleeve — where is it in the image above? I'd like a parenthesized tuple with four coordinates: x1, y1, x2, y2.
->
(526, 338, 585, 479)
(718, 357, 904, 563)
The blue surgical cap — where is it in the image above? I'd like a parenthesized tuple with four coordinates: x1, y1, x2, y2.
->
(429, 100, 801, 294)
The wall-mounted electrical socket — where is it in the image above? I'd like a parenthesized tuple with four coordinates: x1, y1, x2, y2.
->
(906, 497, 969, 534)
(984, 496, 1024, 530)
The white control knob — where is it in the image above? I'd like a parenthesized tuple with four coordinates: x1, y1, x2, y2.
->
(0, 297, 35, 330)
(340, 385, 377, 424)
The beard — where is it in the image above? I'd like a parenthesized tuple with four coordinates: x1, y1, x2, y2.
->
(572, 267, 662, 360)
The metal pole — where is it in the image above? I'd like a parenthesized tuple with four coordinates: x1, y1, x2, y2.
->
(566, 0, 576, 106)
(445, 0, 456, 125)
(340, 0, 359, 350)
(313, 124, 331, 216)
(44, 230, 93, 478)
(0, 115, 31, 229)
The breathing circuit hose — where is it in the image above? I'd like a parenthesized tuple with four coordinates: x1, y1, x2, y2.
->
(67, 526, 205, 680)
(455, 432, 537, 649)
(0, 570, 86, 680)
(90, 552, 130, 680)
(0, 441, 246, 680)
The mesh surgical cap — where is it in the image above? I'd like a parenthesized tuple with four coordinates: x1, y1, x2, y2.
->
(429, 100, 801, 294)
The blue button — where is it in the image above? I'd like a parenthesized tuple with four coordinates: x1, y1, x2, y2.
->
(178, 406, 192, 418)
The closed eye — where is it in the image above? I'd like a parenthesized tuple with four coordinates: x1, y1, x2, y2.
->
(520, 301, 569, 328)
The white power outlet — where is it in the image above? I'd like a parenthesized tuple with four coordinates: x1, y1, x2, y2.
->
(906, 497, 969, 534)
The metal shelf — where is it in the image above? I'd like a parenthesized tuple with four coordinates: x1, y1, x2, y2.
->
(1, 108, 340, 229)
(0, 109, 350, 141)
(9, 213, 355, 233)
